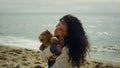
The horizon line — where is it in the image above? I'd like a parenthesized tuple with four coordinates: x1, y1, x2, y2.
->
(0, 12, 120, 15)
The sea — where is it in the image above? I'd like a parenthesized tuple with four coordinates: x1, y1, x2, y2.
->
(0, 13, 120, 64)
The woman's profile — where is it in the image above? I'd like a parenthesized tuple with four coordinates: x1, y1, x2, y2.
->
(39, 14, 90, 68)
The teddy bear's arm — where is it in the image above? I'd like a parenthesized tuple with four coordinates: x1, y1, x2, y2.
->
(39, 44, 46, 51)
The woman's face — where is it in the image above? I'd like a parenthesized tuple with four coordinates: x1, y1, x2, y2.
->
(54, 22, 67, 41)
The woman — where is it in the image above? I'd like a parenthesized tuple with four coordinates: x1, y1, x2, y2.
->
(40, 14, 90, 68)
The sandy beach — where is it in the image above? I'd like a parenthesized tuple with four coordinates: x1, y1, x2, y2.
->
(0, 45, 120, 68)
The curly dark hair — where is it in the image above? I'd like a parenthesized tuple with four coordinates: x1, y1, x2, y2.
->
(60, 14, 90, 67)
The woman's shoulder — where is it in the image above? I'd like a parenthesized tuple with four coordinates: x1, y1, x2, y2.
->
(61, 46, 68, 53)
(53, 46, 72, 68)
(56, 46, 68, 59)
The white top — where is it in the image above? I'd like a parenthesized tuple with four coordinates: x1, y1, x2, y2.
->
(40, 46, 75, 68)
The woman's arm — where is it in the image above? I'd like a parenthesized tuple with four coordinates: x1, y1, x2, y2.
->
(39, 45, 53, 62)
(39, 44, 60, 62)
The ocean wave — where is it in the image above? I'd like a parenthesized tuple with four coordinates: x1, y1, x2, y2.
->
(0, 36, 40, 50)
(91, 46, 120, 53)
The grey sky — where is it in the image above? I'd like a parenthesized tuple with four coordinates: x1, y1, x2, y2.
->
(0, 0, 120, 14)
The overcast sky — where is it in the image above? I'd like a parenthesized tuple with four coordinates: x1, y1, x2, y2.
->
(0, 0, 120, 14)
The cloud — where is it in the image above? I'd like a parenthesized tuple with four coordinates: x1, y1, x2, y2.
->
(0, 0, 120, 13)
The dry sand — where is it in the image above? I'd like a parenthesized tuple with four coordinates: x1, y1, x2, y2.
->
(0, 45, 120, 68)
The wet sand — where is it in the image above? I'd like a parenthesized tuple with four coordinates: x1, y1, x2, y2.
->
(0, 45, 120, 68)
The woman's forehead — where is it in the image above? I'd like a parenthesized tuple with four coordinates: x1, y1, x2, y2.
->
(60, 21, 67, 26)
(61, 22, 67, 31)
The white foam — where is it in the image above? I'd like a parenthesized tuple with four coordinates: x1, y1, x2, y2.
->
(0, 36, 41, 50)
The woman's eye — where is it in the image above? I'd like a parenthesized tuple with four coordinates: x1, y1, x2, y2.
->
(59, 28, 64, 32)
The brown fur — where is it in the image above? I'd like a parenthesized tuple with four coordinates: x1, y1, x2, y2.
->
(39, 30, 58, 51)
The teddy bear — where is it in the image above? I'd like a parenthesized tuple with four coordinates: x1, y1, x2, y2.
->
(38, 29, 58, 51)
(39, 30, 60, 67)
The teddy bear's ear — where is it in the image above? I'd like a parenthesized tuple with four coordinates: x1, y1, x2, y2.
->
(51, 37, 58, 44)
(45, 29, 49, 32)
(45, 29, 50, 34)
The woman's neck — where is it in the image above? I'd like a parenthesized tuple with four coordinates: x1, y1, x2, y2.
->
(58, 37, 64, 46)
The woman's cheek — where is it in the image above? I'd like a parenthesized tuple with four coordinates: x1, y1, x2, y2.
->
(54, 28, 60, 36)
(54, 28, 57, 34)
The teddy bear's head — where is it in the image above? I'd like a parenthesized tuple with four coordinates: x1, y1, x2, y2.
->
(39, 30, 53, 44)
(39, 30, 59, 51)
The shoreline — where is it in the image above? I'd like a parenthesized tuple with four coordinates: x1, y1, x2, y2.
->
(0, 45, 120, 68)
